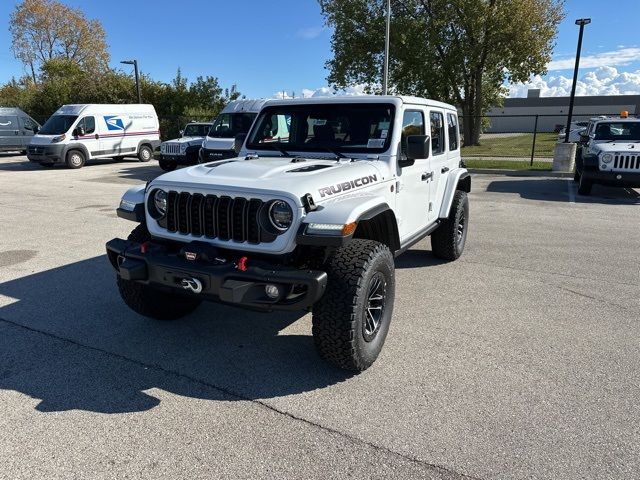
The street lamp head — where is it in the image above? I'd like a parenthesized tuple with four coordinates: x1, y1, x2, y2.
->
(575, 18, 591, 25)
(120, 60, 135, 65)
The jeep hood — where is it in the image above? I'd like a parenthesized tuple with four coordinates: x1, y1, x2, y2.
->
(151, 156, 386, 204)
(164, 137, 204, 145)
(594, 142, 640, 152)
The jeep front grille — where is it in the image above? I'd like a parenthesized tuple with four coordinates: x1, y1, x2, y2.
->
(164, 191, 273, 243)
(164, 143, 181, 155)
(613, 154, 640, 171)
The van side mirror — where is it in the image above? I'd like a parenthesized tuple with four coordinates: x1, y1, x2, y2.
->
(73, 126, 85, 137)
(406, 135, 430, 160)
(233, 133, 247, 155)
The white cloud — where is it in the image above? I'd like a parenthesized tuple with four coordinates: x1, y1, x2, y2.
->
(296, 26, 326, 40)
(547, 47, 640, 71)
(273, 84, 370, 99)
(508, 66, 640, 97)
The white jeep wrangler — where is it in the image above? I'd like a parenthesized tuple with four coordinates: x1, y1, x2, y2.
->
(106, 96, 471, 371)
(575, 114, 640, 195)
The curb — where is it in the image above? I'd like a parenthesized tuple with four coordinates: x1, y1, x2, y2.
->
(468, 168, 573, 178)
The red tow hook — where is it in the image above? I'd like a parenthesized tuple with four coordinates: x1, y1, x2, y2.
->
(237, 256, 248, 271)
(140, 241, 150, 254)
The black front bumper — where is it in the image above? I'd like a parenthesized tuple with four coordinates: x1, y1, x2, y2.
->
(582, 168, 640, 187)
(27, 144, 64, 163)
(105, 238, 328, 311)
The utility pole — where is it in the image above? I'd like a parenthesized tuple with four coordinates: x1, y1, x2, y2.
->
(121, 59, 142, 104)
(382, 0, 391, 95)
(564, 18, 591, 143)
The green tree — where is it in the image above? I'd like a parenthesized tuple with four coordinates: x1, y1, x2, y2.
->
(10, 0, 110, 83)
(319, 0, 564, 145)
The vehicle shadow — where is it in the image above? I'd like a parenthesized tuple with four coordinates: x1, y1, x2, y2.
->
(0, 255, 351, 413)
(0, 156, 145, 172)
(486, 178, 640, 204)
(394, 248, 448, 269)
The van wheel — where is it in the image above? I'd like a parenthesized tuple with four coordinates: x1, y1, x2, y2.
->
(138, 145, 152, 162)
(65, 150, 86, 169)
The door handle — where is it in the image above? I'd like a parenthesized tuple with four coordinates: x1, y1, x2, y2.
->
(95, 133, 100, 139)
(14, 130, 19, 135)
(441, 166, 449, 173)
(421, 172, 433, 181)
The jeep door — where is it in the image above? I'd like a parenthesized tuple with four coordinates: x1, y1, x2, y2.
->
(426, 109, 449, 217)
(0, 114, 21, 151)
(395, 108, 432, 240)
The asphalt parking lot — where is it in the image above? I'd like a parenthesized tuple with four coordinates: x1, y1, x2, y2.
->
(1, 154, 639, 479)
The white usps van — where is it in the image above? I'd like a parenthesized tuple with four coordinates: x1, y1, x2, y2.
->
(27, 104, 160, 168)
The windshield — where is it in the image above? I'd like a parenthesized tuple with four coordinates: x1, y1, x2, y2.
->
(39, 115, 78, 135)
(183, 124, 211, 137)
(207, 113, 256, 138)
(246, 103, 395, 154)
(594, 122, 640, 141)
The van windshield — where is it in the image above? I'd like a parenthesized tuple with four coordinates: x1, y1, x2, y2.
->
(246, 103, 395, 154)
(39, 115, 78, 135)
(207, 113, 256, 138)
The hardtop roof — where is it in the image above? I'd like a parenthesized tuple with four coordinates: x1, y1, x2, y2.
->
(263, 95, 457, 112)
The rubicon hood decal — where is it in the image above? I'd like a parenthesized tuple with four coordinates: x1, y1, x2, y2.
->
(318, 174, 378, 198)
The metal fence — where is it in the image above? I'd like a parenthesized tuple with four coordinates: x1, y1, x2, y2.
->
(460, 113, 638, 167)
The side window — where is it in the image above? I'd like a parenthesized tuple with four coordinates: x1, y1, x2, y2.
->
(21, 117, 37, 131)
(447, 113, 459, 151)
(401, 110, 425, 155)
(430, 111, 445, 155)
(79, 116, 95, 134)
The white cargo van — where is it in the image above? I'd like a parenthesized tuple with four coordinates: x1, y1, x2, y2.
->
(199, 99, 268, 163)
(27, 104, 160, 168)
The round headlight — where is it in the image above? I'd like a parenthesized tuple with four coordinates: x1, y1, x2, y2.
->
(180, 143, 187, 153)
(602, 153, 613, 163)
(268, 200, 293, 231)
(153, 189, 167, 217)
(160, 144, 166, 153)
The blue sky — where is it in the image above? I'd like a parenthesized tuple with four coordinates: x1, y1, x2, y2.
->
(1, 0, 640, 98)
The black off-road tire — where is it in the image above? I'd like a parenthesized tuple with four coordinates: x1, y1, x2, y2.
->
(65, 149, 85, 169)
(159, 158, 177, 171)
(574, 148, 583, 182)
(312, 239, 395, 372)
(137, 145, 153, 162)
(117, 224, 202, 320)
(577, 175, 592, 196)
(431, 190, 469, 261)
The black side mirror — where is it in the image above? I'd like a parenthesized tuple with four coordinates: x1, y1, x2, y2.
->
(234, 133, 247, 155)
(579, 132, 589, 143)
(406, 135, 430, 160)
(73, 126, 85, 137)
(33, 126, 39, 134)
(179, 129, 184, 137)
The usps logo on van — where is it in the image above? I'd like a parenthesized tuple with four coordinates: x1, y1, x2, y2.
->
(104, 116, 125, 131)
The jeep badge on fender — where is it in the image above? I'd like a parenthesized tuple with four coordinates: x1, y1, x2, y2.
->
(106, 96, 471, 372)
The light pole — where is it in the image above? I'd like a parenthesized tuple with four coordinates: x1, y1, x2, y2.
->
(382, 0, 390, 95)
(564, 18, 591, 143)
(121, 59, 142, 104)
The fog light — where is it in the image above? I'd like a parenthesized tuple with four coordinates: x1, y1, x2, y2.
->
(616, 174, 622, 180)
(265, 284, 280, 299)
